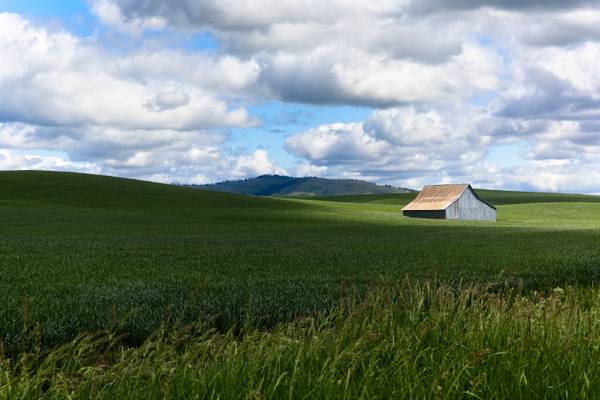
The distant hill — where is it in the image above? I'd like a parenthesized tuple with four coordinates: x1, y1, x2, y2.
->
(192, 175, 414, 196)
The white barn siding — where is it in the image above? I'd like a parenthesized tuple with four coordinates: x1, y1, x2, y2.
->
(445, 188, 496, 221)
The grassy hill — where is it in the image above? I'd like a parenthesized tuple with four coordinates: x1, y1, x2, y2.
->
(4, 171, 600, 397)
(195, 174, 412, 196)
(1, 170, 600, 344)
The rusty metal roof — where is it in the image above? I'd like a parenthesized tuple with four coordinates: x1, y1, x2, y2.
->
(402, 184, 470, 211)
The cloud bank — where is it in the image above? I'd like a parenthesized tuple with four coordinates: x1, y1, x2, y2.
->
(2, 1, 600, 191)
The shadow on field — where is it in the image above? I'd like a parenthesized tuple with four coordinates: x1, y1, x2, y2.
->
(3, 216, 600, 354)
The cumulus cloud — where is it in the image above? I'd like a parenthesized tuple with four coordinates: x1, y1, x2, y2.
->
(0, 149, 99, 173)
(512, 9, 600, 47)
(285, 99, 600, 192)
(95, 0, 404, 31)
(285, 106, 493, 188)
(0, 12, 283, 183)
(92, 0, 166, 35)
(409, 0, 597, 13)
(144, 89, 190, 112)
(286, 123, 387, 163)
(95, 0, 503, 107)
(260, 44, 500, 107)
(93, 0, 600, 110)
(0, 122, 286, 183)
(6, 0, 600, 192)
(0, 13, 258, 130)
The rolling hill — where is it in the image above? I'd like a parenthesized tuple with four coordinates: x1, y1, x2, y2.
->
(4, 171, 600, 397)
(1, 170, 600, 349)
(193, 174, 414, 196)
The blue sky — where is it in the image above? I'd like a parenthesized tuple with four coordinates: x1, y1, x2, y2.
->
(0, 0, 88, 15)
(0, 0, 93, 33)
(1, 0, 600, 192)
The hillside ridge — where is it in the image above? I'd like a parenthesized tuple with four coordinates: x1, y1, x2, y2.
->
(192, 174, 414, 196)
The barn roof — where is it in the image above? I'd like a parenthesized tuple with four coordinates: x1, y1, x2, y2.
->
(402, 184, 496, 211)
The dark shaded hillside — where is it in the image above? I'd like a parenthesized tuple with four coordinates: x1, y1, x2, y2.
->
(195, 174, 412, 196)
(0, 170, 298, 213)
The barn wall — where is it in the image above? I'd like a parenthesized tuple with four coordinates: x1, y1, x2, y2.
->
(403, 210, 446, 219)
(446, 188, 496, 221)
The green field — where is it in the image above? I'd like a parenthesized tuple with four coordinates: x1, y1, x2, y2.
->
(3, 171, 600, 348)
(3, 171, 600, 398)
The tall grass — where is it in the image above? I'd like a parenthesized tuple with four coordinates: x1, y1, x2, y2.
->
(3, 280, 600, 399)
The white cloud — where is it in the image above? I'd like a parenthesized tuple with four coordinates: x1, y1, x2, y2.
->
(285, 106, 492, 188)
(0, 12, 286, 183)
(92, 0, 166, 35)
(0, 12, 257, 130)
(365, 107, 479, 146)
(0, 122, 288, 183)
(0, 149, 99, 173)
(286, 123, 386, 162)
(488, 160, 600, 193)
(527, 42, 600, 93)
(230, 149, 288, 178)
(283, 101, 600, 193)
(291, 163, 328, 177)
(144, 89, 190, 112)
(6, 1, 600, 192)
(94, 0, 502, 107)
(331, 44, 499, 106)
(97, 0, 406, 32)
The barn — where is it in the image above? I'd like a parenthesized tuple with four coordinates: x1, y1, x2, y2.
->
(402, 184, 496, 221)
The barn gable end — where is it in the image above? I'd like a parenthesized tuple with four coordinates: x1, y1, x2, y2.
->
(445, 186, 496, 221)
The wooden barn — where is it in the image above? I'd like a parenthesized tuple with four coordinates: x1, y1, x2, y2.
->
(402, 184, 496, 221)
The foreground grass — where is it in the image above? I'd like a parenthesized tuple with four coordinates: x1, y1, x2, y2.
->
(3, 281, 600, 399)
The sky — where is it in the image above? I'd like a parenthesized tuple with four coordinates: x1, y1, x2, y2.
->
(1, 1, 600, 192)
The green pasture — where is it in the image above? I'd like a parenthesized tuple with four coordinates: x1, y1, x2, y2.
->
(2, 171, 600, 351)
